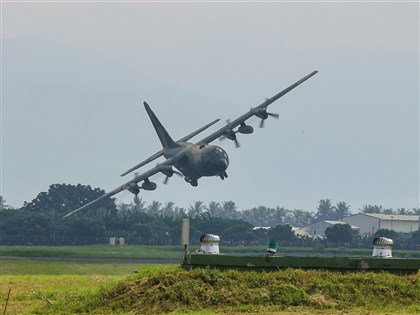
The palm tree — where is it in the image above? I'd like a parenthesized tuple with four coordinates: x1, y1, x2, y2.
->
(396, 208, 413, 215)
(334, 202, 351, 220)
(275, 206, 290, 225)
(162, 201, 176, 217)
(221, 201, 238, 219)
(188, 201, 206, 218)
(147, 201, 162, 215)
(314, 199, 335, 222)
(383, 208, 395, 214)
(207, 201, 222, 218)
(362, 205, 383, 214)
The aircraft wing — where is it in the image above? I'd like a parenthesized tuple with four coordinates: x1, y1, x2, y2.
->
(196, 70, 318, 145)
(63, 148, 189, 218)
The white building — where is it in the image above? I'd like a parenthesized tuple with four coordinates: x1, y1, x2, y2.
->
(304, 220, 359, 237)
(343, 213, 420, 235)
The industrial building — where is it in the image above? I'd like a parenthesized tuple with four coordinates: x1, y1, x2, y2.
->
(343, 213, 420, 235)
(304, 220, 359, 237)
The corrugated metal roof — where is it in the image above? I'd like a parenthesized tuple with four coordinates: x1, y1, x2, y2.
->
(356, 213, 420, 222)
(324, 220, 359, 229)
(325, 220, 347, 225)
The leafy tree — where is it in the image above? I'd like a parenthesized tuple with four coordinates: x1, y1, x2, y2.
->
(325, 224, 353, 243)
(125, 223, 152, 244)
(0, 209, 28, 241)
(268, 224, 296, 242)
(220, 201, 238, 219)
(288, 209, 313, 227)
(221, 222, 254, 243)
(22, 184, 116, 218)
(412, 230, 420, 242)
(65, 215, 107, 241)
(374, 228, 398, 240)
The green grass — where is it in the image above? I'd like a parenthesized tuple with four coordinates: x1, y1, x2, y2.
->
(0, 259, 162, 275)
(44, 267, 420, 315)
(0, 274, 121, 314)
(0, 245, 185, 260)
(2, 245, 420, 259)
(0, 260, 174, 315)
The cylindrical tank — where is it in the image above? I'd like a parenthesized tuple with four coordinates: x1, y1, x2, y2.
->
(200, 234, 220, 254)
(372, 237, 393, 258)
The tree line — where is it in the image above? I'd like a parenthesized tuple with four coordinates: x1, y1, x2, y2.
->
(1, 184, 419, 247)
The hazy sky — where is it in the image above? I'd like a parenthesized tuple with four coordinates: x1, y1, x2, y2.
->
(2, 2, 419, 213)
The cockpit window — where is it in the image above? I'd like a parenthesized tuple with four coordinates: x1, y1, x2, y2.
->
(215, 147, 227, 159)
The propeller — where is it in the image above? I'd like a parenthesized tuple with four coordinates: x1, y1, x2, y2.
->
(255, 108, 279, 128)
(219, 119, 240, 148)
(163, 170, 182, 185)
(219, 133, 240, 148)
(160, 165, 183, 185)
(130, 173, 141, 205)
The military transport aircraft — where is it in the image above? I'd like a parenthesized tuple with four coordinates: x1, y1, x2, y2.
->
(63, 70, 318, 218)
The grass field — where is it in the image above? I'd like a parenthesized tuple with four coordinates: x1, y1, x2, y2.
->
(2, 244, 420, 259)
(0, 245, 185, 260)
(0, 259, 177, 314)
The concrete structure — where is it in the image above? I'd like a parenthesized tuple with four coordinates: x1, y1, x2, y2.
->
(343, 213, 420, 235)
(304, 220, 359, 237)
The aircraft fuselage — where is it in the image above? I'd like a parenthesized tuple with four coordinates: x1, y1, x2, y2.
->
(163, 143, 229, 182)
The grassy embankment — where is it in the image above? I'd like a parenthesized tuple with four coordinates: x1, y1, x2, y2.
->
(1, 259, 420, 315)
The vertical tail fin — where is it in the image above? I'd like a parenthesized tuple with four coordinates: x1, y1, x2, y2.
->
(143, 102, 181, 149)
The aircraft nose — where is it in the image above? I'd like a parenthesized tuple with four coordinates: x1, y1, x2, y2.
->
(214, 157, 229, 172)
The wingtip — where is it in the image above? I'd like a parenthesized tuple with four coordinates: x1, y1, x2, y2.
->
(62, 212, 72, 219)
